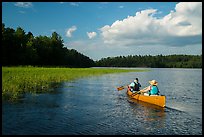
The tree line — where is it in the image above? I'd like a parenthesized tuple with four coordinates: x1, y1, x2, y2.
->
(2, 23, 202, 68)
(95, 54, 202, 68)
(2, 23, 95, 67)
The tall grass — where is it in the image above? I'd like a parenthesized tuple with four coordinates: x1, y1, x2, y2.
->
(2, 66, 147, 101)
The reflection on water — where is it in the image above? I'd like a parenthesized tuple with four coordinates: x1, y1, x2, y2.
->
(2, 68, 202, 135)
(128, 98, 166, 124)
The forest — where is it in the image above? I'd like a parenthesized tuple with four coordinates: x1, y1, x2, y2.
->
(2, 23, 202, 68)
(95, 54, 202, 68)
(2, 23, 95, 67)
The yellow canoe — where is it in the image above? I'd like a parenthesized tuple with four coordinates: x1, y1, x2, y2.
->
(127, 89, 166, 108)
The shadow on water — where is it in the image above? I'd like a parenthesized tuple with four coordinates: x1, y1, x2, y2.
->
(164, 106, 184, 113)
(126, 96, 188, 119)
(127, 98, 166, 124)
(123, 95, 202, 135)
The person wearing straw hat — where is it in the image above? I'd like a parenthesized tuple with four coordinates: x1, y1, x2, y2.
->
(140, 80, 160, 96)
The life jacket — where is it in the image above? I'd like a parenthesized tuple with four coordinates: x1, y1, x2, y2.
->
(133, 82, 140, 91)
(149, 85, 159, 95)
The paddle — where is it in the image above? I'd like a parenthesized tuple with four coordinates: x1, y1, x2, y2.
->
(131, 91, 141, 96)
(130, 86, 149, 96)
(139, 86, 149, 93)
(117, 85, 128, 91)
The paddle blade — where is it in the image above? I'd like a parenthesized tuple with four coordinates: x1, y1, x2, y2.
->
(117, 86, 125, 91)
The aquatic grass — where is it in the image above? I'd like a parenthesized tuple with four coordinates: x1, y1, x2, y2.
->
(2, 66, 148, 101)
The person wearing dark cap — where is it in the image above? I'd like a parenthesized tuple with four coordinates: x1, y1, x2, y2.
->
(128, 78, 141, 93)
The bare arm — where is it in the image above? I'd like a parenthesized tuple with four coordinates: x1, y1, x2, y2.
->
(140, 86, 150, 92)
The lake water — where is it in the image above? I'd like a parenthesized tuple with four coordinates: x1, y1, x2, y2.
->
(2, 68, 202, 135)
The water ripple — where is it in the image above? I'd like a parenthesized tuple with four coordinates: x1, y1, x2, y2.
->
(3, 68, 202, 135)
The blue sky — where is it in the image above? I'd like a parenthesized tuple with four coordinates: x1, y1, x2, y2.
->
(2, 2, 202, 61)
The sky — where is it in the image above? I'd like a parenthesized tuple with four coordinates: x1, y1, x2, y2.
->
(2, 2, 202, 61)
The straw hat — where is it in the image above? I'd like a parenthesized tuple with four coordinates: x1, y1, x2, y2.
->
(149, 80, 158, 85)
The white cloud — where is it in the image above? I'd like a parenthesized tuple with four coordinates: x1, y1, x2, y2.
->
(14, 2, 33, 8)
(119, 6, 124, 8)
(66, 26, 77, 38)
(65, 39, 202, 61)
(64, 39, 119, 60)
(100, 2, 202, 47)
(87, 32, 97, 39)
(63, 2, 201, 60)
(70, 2, 79, 6)
(99, 2, 109, 4)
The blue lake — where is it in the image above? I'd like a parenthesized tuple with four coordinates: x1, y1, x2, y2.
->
(2, 68, 202, 135)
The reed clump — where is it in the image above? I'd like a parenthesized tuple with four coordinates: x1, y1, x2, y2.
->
(2, 66, 147, 101)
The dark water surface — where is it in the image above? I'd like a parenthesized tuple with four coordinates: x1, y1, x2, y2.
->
(2, 68, 202, 135)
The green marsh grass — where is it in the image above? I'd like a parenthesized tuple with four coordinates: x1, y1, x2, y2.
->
(2, 66, 148, 101)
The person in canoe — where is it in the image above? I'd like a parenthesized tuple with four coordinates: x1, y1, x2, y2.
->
(128, 78, 141, 93)
(140, 80, 160, 96)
